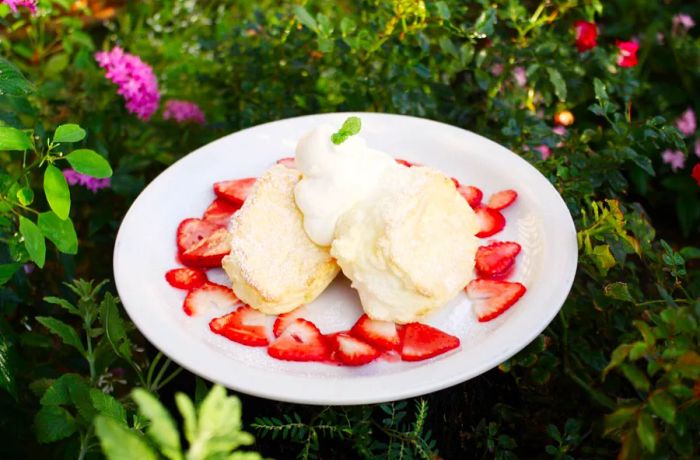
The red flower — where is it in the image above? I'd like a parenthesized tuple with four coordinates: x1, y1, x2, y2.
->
(616, 40, 639, 67)
(574, 21, 598, 52)
(693, 164, 700, 186)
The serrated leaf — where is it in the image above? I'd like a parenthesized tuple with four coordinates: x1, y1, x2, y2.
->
(19, 216, 46, 268)
(38, 211, 78, 254)
(546, 68, 567, 101)
(132, 389, 182, 460)
(65, 149, 112, 178)
(95, 415, 158, 460)
(604, 282, 634, 302)
(0, 126, 32, 151)
(54, 124, 86, 143)
(36, 316, 85, 356)
(34, 405, 78, 443)
(44, 296, 79, 315)
(44, 164, 71, 220)
(0, 57, 33, 96)
(648, 392, 675, 424)
(636, 412, 656, 452)
(90, 389, 127, 424)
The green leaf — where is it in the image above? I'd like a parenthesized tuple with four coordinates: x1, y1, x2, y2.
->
(331, 116, 362, 145)
(648, 392, 676, 424)
(0, 263, 21, 286)
(293, 5, 317, 31)
(53, 124, 86, 143)
(132, 389, 182, 460)
(40, 374, 83, 406)
(593, 78, 608, 102)
(35, 406, 78, 443)
(38, 211, 78, 254)
(620, 363, 650, 392)
(16, 186, 34, 206)
(99, 293, 133, 361)
(44, 165, 71, 220)
(603, 344, 631, 378)
(0, 126, 32, 151)
(679, 246, 700, 260)
(44, 53, 69, 78)
(604, 282, 634, 302)
(44, 296, 79, 316)
(19, 216, 46, 268)
(603, 406, 637, 436)
(636, 412, 656, 452)
(175, 393, 197, 444)
(95, 415, 158, 460)
(90, 389, 127, 424)
(36, 316, 86, 356)
(0, 56, 33, 96)
(591, 244, 616, 276)
(546, 68, 567, 101)
(435, 1, 450, 19)
(0, 333, 17, 398)
(65, 149, 112, 178)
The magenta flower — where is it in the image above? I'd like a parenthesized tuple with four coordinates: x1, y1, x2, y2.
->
(513, 66, 527, 87)
(490, 63, 504, 77)
(535, 145, 552, 160)
(672, 14, 695, 32)
(676, 108, 696, 136)
(63, 168, 111, 193)
(163, 100, 206, 125)
(553, 126, 567, 136)
(661, 150, 686, 172)
(2, 0, 36, 13)
(95, 47, 160, 120)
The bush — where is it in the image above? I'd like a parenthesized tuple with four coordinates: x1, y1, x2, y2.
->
(0, 0, 698, 458)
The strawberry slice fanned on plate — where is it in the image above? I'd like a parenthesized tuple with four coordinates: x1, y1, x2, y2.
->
(213, 178, 256, 206)
(268, 318, 330, 362)
(400, 323, 460, 361)
(210, 305, 269, 347)
(466, 279, 526, 322)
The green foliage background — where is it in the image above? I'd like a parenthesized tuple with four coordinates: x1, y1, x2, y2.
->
(1, 0, 699, 459)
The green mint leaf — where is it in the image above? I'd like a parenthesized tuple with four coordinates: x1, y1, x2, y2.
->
(331, 116, 362, 145)
(19, 216, 46, 268)
(34, 405, 78, 444)
(90, 389, 127, 425)
(44, 165, 71, 220)
(53, 124, 86, 143)
(38, 211, 78, 255)
(132, 389, 183, 460)
(66, 149, 112, 178)
(0, 126, 32, 151)
(36, 317, 86, 356)
(95, 415, 158, 460)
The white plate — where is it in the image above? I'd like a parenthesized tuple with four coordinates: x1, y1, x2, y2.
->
(113, 113, 577, 405)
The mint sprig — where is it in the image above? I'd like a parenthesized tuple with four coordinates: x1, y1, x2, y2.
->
(330, 116, 362, 145)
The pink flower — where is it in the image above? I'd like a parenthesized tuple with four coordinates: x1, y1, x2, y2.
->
(513, 66, 527, 87)
(163, 100, 206, 125)
(490, 63, 504, 77)
(616, 40, 639, 68)
(94, 47, 160, 120)
(2, 0, 36, 13)
(553, 126, 567, 136)
(63, 168, 111, 193)
(574, 21, 598, 52)
(672, 14, 695, 32)
(536, 145, 552, 160)
(675, 108, 696, 137)
(661, 150, 686, 172)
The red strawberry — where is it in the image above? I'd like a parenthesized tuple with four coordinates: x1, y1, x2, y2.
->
(457, 185, 483, 209)
(165, 267, 207, 290)
(466, 279, 526, 322)
(183, 282, 239, 316)
(276, 157, 296, 168)
(203, 198, 241, 227)
(395, 158, 421, 167)
(272, 308, 304, 337)
(400, 323, 460, 361)
(180, 228, 231, 268)
(474, 206, 505, 238)
(213, 178, 256, 206)
(487, 189, 518, 210)
(268, 318, 329, 362)
(209, 305, 269, 346)
(176, 218, 222, 254)
(475, 242, 522, 278)
(330, 333, 380, 366)
(350, 314, 400, 351)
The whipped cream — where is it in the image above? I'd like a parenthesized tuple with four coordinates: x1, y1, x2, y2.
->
(294, 124, 397, 246)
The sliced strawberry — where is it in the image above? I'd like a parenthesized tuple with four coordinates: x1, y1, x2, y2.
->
(487, 189, 518, 210)
(451, 177, 460, 188)
(181, 228, 231, 268)
(350, 314, 400, 351)
(203, 198, 241, 227)
(183, 282, 239, 316)
(400, 323, 460, 362)
(273, 308, 304, 337)
(395, 158, 421, 167)
(474, 206, 506, 238)
(177, 218, 222, 254)
(457, 185, 483, 209)
(213, 178, 256, 206)
(209, 305, 269, 346)
(268, 318, 329, 362)
(330, 333, 380, 366)
(466, 279, 526, 322)
(276, 157, 296, 168)
(475, 242, 522, 278)
(165, 267, 207, 290)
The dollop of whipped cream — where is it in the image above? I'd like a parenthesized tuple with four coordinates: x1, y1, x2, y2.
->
(294, 124, 397, 246)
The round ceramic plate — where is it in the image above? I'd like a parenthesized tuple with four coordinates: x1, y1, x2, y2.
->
(113, 113, 577, 405)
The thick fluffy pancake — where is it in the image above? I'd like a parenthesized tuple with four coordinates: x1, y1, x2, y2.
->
(331, 167, 479, 323)
(222, 165, 339, 314)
